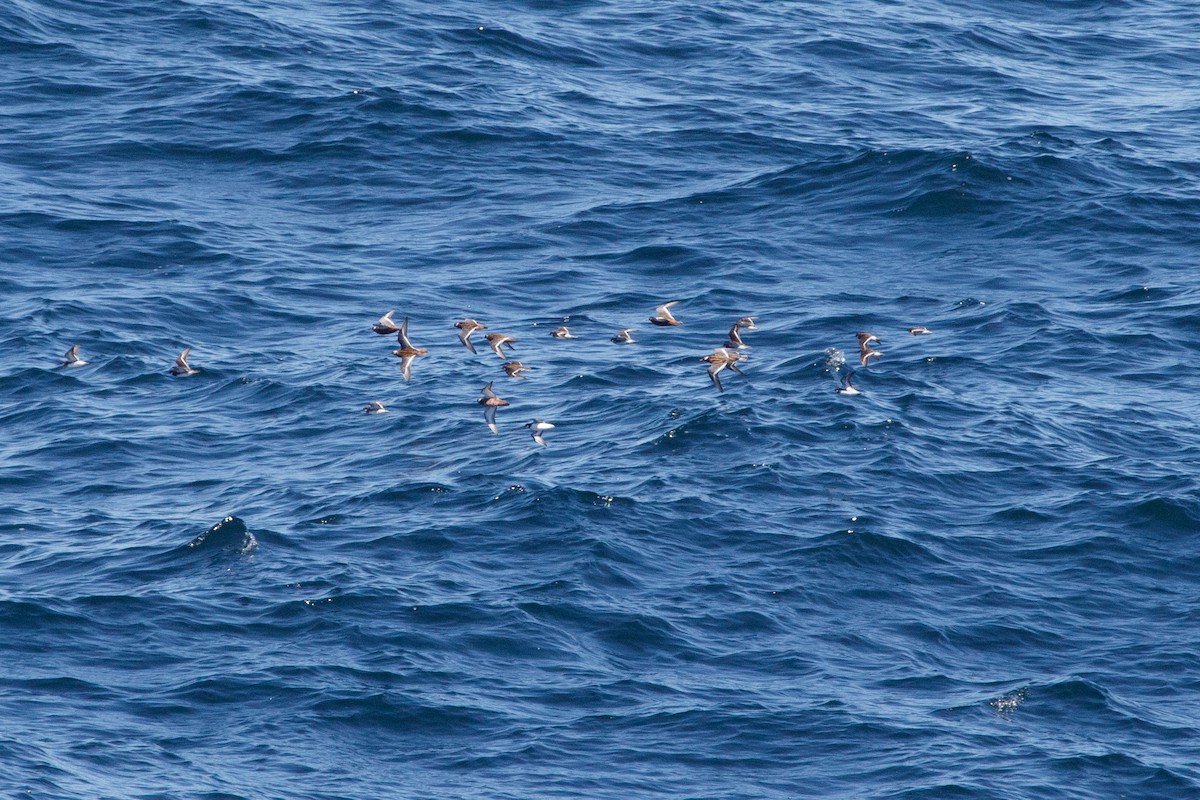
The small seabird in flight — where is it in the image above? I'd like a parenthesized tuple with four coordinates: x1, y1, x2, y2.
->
(860, 348, 883, 366)
(391, 318, 428, 357)
(550, 326, 575, 339)
(484, 333, 517, 359)
(169, 347, 198, 376)
(611, 328, 636, 344)
(525, 419, 555, 446)
(724, 320, 755, 350)
(701, 348, 746, 393)
(363, 401, 389, 414)
(908, 326, 933, 335)
(502, 360, 531, 379)
(60, 344, 88, 367)
(477, 381, 510, 433)
(734, 316, 758, 330)
(857, 332, 882, 366)
(835, 370, 861, 395)
(455, 319, 487, 353)
(856, 332, 881, 349)
(372, 309, 404, 335)
(649, 301, 682, 326)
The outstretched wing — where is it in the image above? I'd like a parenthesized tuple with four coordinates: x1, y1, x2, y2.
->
(396, 318, 414, 350)
(458, 326, 477, 354)
(707, 362, 725, 392)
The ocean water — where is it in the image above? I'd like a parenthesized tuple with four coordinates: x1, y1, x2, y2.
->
(3, 0, 1200, 797)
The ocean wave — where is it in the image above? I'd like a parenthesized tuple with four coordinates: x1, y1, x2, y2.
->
(3, 0, 1200, 797)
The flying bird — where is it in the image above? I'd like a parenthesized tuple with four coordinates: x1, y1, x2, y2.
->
(835, 370, 861, 396)
(856, 332, 881, 349)
(391, 318, 428, 357)
(60, 344, 88, 367)
(857, 332, 882, 365)
(701, 348, 746, 392)
(724, 324, 751, 350)
(455, 319, 487, 353)
(477, 381, 510, 433)
(484, 333, 517, 359)
(169, 347, 198, 376)
(725, 316, 758, 349)
(649, 301, 682, 326)
(525, 419, 555, 446)
(372, 309, 404, 335)
(611, 329, 636, 344)
(502, 360, 531, 379)
(860, 349, 883, 367)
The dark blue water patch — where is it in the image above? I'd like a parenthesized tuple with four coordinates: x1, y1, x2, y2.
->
(460, 24, 603, 69)
(0, 598, 91, 633)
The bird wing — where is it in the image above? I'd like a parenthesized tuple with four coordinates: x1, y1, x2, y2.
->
(458, 326, 477, 353)
(398, 318, 422, 350)
(707, 361, 725, 392)
(655, 302, 679, 321)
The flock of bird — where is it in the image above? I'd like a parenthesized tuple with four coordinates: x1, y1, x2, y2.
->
(359, 302, 791, 446)
(833, 326, 932, 395)
(55, 303, 933, 447)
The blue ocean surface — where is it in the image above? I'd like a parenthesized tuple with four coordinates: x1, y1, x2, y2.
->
(2, 0, 1200, 797)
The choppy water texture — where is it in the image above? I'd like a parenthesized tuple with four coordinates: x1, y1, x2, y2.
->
(3, 1, 1200, 798)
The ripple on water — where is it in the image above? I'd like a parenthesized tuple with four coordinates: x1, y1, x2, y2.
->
(2, 0, 1200, 797)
